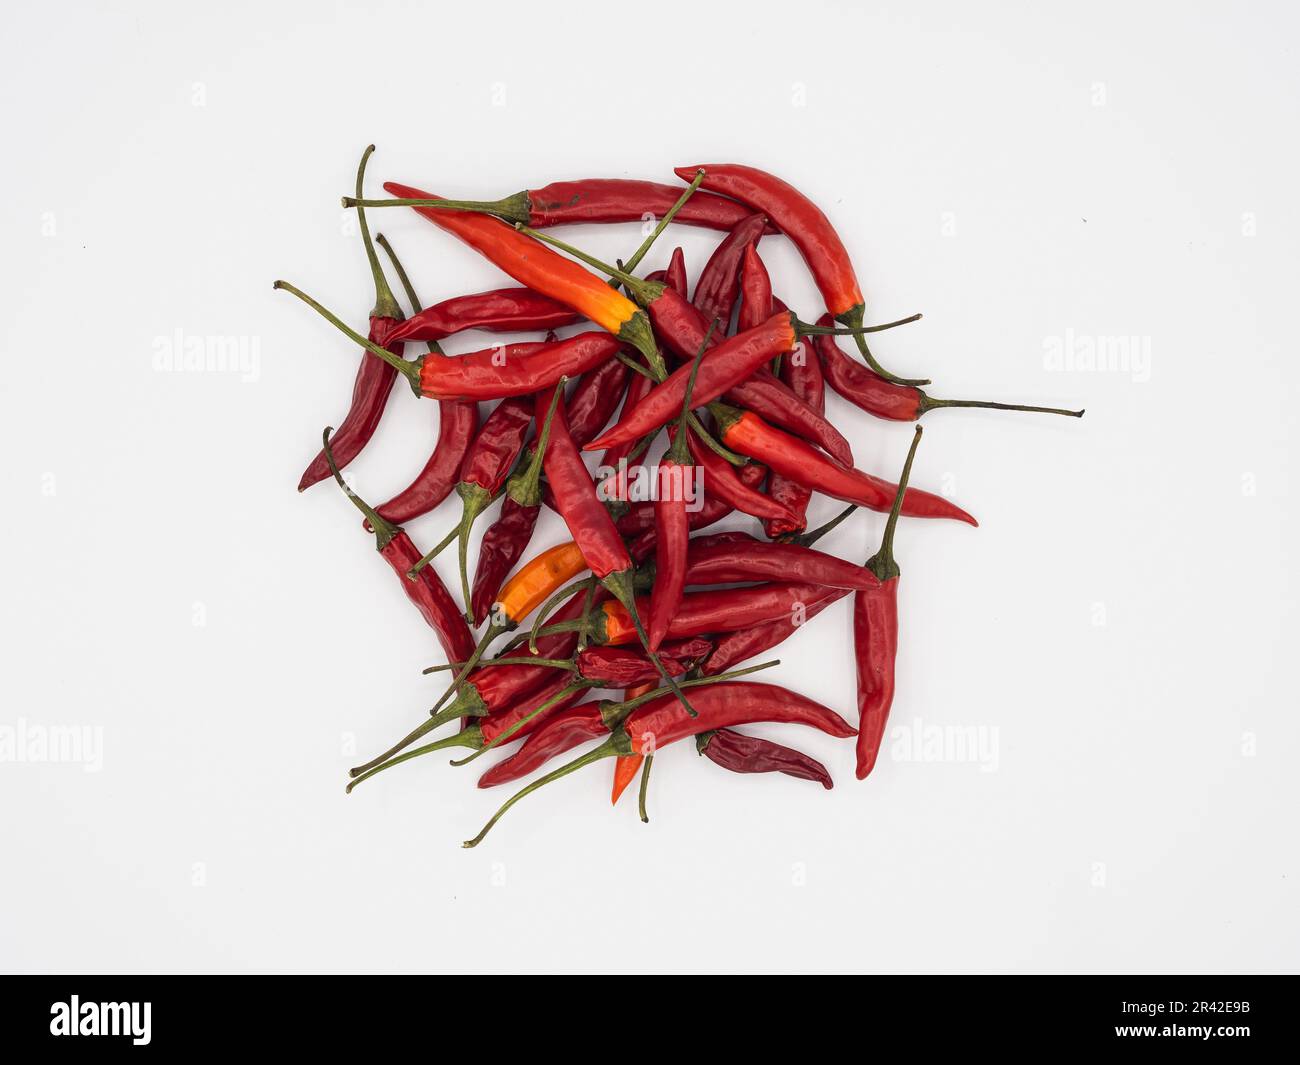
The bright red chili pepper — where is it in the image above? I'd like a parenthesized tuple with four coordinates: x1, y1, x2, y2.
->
(693, 212, 768, 327)
(701, 586, 848, 677)
(383, 183, 659, 363)
(596, 356, 656, 505)
(387, 286, 580, 345)
(709, 402, 977, 525)
(682, 427, 796, 524)
(812, 316, 1084, 422)
(320, 429, 475, 668)
(765, 298, 822, 536)
(663, 246, 688, 296)
(566, 358, 631, 448)
(419, 332, 623, 401)
(620, 462, 769, 562)
(673, 162, 927, 386)
(374, 400, 479, 526)
(854, 426, 923, 778)
(696, 728, 833, 788)
(479, 702, 609, 790)
(683, 538, 879, 591)
(297, 147, 406, 493)
(736, 243, 773, 334)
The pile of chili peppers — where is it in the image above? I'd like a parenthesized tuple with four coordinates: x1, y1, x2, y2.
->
(278, 148, 1083, 847)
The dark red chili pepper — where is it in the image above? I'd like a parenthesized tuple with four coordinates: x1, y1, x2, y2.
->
(320, 429, 475, 668)
(462, 681, 855, 845)
(298, 147, 406, 492)
(663, 246, 688, 296)
(596, 356, 656, 505)
(693, 212, 768, 328)
(683, 538, 879, 591)
(387, 286, 580, 345)
(674, 162, 927, 386)
(696, 728, 832, 788)
(356, 178, 771, 231)
(736, 243, 773, 334)
(470, 497, 539, 627)
(854, 427, 923, 779)
(765, 298, 823, 536)
(812, 316, 1084, 422)
(375, 400, 479, 526)
(419, 332, 623, 401)
(478, 702, 609, 789)
(566, 358, 631, 447)
(701, 586, 848, 677)
(451, 394, 535, 614)
(576, 639, 713, 686)
(709, 402, 977, 525)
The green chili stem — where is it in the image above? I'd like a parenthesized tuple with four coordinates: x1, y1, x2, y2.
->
(320, 428, 400, 551)
(867, 426, 923, 581)
(620, 169, 705, 276)
(637, 755, 654, 823)
(406, 521, 464, 580)
(354, 147, 402, 321)
(346, 728, 479, 793)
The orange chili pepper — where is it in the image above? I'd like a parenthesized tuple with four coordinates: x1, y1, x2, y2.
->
(611, 682, 654, 806)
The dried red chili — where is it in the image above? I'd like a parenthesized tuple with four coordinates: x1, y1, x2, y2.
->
(693, 212, 768, 327)
(696, 729, 833, 788)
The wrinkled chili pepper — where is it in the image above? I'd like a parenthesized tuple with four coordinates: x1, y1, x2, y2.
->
(702, 585, 848, 677)
(812, 316, 1084, 421)
(681, 537, 879, 591)
(708, 401, 977, 525)
(298, 146, 406, 492)
(387, 286, 580, 345)
(663, 246, 688, 296)
(320, 429, 475, 668)
(576, 639, 713, 686)
(620, 462, 769, 562)
(418, 332, 623, 401)
(763, 325, 821, 536)
(693, 211, 768, 328)
(696, 728, 832, 788)
(683, 426, 796, 525)
(674, 162, 927, 386)
(463, 681, 855, 845)
(354, 178, 772, 231)
(855, 426, 923, 779)
(736, 242, 773, 334)
(566, 358, 631, 447)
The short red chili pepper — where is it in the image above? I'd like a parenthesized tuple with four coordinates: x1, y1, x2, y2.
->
(674, 162, 927, 386)
(353, 177, 772, 231)
(736, 242, 773, 334)
(853, 426, 926, 778)
(297, 147, 407, 493)
(621, 462, 769, 561)
(575, 639, 713, 687)
(701, 584, 848, 677)
(812, 316, 1084, 422)
(386, 286, 581, 345)
(663, 246, 688, 296)
(320, 429, 475, 668)
(565, 357, 631, 448)
(696, 728, 833, 789)
(462, 681, 855, 845)
(692, 211, 768, 327)
(708, 402, 977, 525)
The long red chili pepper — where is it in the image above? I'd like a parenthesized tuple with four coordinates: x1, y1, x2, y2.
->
(418, 332, 623, 401)
(381, 183, 659, 363)
(320, 429, 475, 667)
(352, 178, 772, 231)
(812, 317, 1084, 421)
(682, 538, 879, 591)
(462, 681, 855, 846)
(702, 586, 847, 676)
(756, 289, 817, 537)
(297, 146, 406, 492)
(619, 462, 769, 561)
(692, 212, 768, 327)
(674, 162, 927, 386)
(682, 426, 797, 524)
(708, 401, 977, 525)
(855, 426, 923, 778)
(387, 286, 580, 345)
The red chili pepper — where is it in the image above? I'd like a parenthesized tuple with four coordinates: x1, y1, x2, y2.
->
(297, 147, 406, 492)
(736, 243, 773, 334)
(701, 586, 848, 677)
(566, 358, 631, 448)
(683, 427, 796, 524)
(692, 212, 768, 327)
(320, 429, 475, 667)
(470, 496, 539, 627)
(375, 400, 479, 526)
(853, 426, 928, 779)
(596, 356, 656, 505)
(812, 317, 1084, 422)
(387, 286, 580, 345)
(683, 538, 879, 591)
(696, 728, 833, 788)
(674, 162, 927, 386)
(765, 299, 822, 536)
(621, 462, 768, 561)
(358, 177, 769, 231)
(709, 402, 977, 525)
(479, 703, 609, 790)
(419, 332, 623, 401)
(663, 246, 688, 296)
(462, 681, 854, 845)
(576, 639, 712, 686)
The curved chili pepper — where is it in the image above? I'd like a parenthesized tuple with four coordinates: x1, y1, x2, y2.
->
(479, 703, 609, 789)
(470, 496, 539, 626)
(610, 745, 645, 806)
(462, 681, 854, 845)
(673, 162, 927, 386)
(765, 299, 822, 536)
(298, 146, 406, 492)
(683, 427, 796, 524)
(701, 586, 848, 677)
(812, 317, 1084, 422)
(709, 402, 977, 525)
(357, 178, 768, 231)
(566, 358, 631, 448)
(663, 246, 688, 296)
(387, 286, 580, 345)
(683, 538, 879, 591)
(736, 242, 773, 334)
(693, 212, 768, 327)
(374, 400, 479, 526)
(383, 183, 658, 363)
(696, 728, 832, 788)
(420, 332, 622, 400)
(320, 429, 475, 667)
(854, 426, 926, 779)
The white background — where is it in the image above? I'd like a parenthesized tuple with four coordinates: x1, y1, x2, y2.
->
(1, 0, 1296, 974)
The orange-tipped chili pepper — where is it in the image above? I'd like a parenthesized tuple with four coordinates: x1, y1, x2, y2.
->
(812, 316, 1085, 422)
(674, 162, 928, 386)
(382, 183, 659, 363)
(708, 401, 977, 525)
(854, 426, 923, 779)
